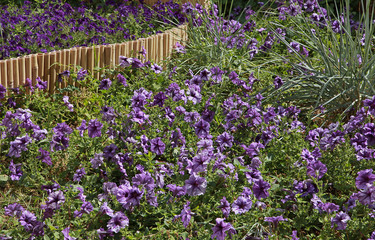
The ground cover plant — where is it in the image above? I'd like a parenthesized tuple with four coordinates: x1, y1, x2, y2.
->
(1, 0, 375, 239)
(0, 0, 185, 60)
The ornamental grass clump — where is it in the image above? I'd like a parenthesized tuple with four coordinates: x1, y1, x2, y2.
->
(267, 0, 375, 123)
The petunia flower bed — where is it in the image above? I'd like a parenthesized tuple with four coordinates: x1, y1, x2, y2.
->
(1, 0, 375, 239)
(0, 0, 185, 60)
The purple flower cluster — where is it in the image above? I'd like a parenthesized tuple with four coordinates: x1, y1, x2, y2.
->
(0, 0, 186, 59)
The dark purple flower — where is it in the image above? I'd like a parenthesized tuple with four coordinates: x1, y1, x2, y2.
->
(274, 76, 283, 89)
(185, 174, 207, 196)
(74, 201, 93, 218)
(99, 78, 112, 90)
(77, 120, 88, 137)
(167, 184, 186, 198)
(218, 197, 231, 218)
(62, 227, 76, 240)
(331, 211, 350, 230)
(77, 68, 87, 81)
(107, 211, 129, 233)
(242, 142, 264, 158)
(253, 179, 270, 200)
(150, 64, 163, 74)
(232, 196, 252, 214)
(73, 168, 86, 182)
(210, 66, 224, 83)
(37, 148, 52, 166)
(174, 42, 186, 53)
(4, 203, 24, 217)
(194, 119, 210, 138)
(321, 202, 340, 214)
(152, 91, 167, 107)
(265, 215, 288, 228)
(117, 73, 128, 87)
(35, 77, 48, 90)
(19, 211, 36, 232)
(363, 95, 375, 116)
(174, 201, 192, 228)
(356, 169, 375, 189)
(211, 218, 234, 240)
(0, 84, 6, 99)
(353, 184, 375, 205)
(46, 190, 65, 210)
(9, 160, 22, 181)
(150, 137, 165, 155)
(307, 160, 327, 179)
(88, 119, 103, 138)
(362, 123, 375, 146)
(8, 134, 32, 158)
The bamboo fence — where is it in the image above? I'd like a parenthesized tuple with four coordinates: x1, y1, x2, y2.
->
(0, 24, 188, 95)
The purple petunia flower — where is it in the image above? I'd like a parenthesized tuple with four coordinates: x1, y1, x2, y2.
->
(77, 68, 87, 81)
(185, 174, 207, 196)
(253, 179, 270, 200)
(150, 64, 163, 74)
(88, 119, 103, 138)
(35, 77, 48, 90)
(194, 119, 210, 139)
(8, 134, 32, 158)
(232, 196, 252, 215)
(62, 227, 76, 240)
(99, 78, 112, 90)
(211, 218, 234, 240)
(91, 153, 104, 169)
(107, 211, 129, 233)
(174, 42, 186, 53)
(117, 73, 128, 87)
(306, 160, 327, 180)
(150, 137, 165, 155)
(331, 211, 350, 230)
(36, 148, 52, 166)
(265, 215, 288, 228)
(0, 84, 6, 99)
(218, 197, 231, 218)
(274, 76, 283, 89)
(4, 203, 24, 217)
(174, 201, 192, 228)
(9, 160, 22, 181)
(356, 169, 375, 189)
(46, 190, 65, 210)
(73, 168, 86, 182)
(363, 95, 375, 116)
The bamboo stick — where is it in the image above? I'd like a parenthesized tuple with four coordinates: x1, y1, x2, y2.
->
(43, 52, 50, 87)
(24, 56, 31, 90)
(0, 61, 6, 90)
(49, 52, 56, 94)
(104, 46, 112, 68)
(114, 43, 120, 66)
(6, 60, 13, 90)
(31, 54, 38, 89)
(37, 53, 44, 85)
(70, 48, 78, 87)
(18, 58, 25, 90)
(87, 47, 93, 77)
(64, 49, 71, 88)
(81, 47, 88, 75)
(12, 59, 19, 91)
(94, 46, 100, 80)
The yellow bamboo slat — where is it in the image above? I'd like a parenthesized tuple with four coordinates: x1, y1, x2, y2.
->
(18, 58, 25, 90)
(114, 44, 120, 66)
(0, 61, 6, 92)
(120, 42, 126, 57)
(81, 47, 88, 74)
(43, 52, 50, 86)
(37, 54, 44, 84)
(24, 56, 31, 87)
(64, 49, 71, 88)
(30, 55, 38, 93)
(147, 37, 152, 62)
(6, 60, 13, 90)
(49, 52, 56, 94)
(103, 45, 112, 68)
(70, 48, 78, 87)
(12, 59, 19, 91)
(87, 47, 93, 77)
(94, 46, 100, 79)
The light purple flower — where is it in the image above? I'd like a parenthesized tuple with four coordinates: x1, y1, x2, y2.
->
(150, 137, 165, 155)
(211, 218, 234, 240)
(185, 174, 207, 196)
(107, 212, 129, 233)
(331, 211, 350, 230)
(232, 196, 252, 214)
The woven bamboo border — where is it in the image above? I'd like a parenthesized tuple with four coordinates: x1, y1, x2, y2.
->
(0, 24, 188, 95)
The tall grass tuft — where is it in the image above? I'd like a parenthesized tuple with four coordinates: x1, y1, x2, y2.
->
(266, 0, 375, 124)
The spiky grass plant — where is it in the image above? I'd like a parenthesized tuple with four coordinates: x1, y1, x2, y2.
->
(266, 0, 375, 125)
